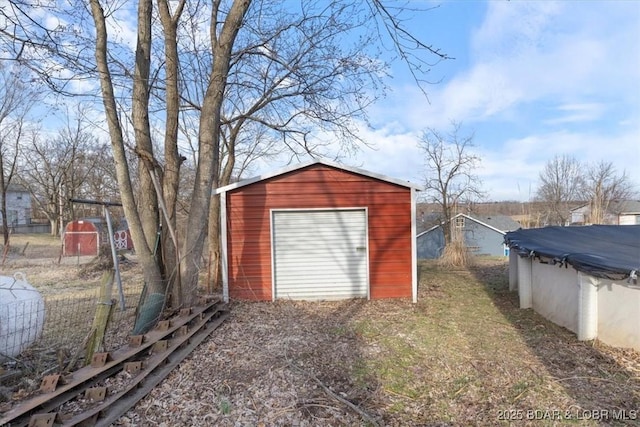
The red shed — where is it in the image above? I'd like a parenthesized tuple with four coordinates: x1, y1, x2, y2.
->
(214, 159, 421, 303)
(63, 219, 101, 256)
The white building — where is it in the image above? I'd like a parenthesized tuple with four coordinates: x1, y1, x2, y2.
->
(0, 184, 31, 226)
(570, 200, 640, 225)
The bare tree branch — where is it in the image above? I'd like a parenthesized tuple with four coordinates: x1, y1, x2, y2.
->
(419, 121, 484, 244)
(535, 155, 583, 226)
(368, 0, 452, 100)
(583, 161, 636, 224)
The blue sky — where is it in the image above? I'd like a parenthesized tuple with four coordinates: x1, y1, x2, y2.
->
(334, 1, 640, 201)
(18, 1, 638, 202)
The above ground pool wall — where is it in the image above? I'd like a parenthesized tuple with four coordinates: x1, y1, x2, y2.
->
(531, 260, 579, 334)
(511, 254, 640, 351)
(508, 251, 518, 291)
(597, 278, 640, 350)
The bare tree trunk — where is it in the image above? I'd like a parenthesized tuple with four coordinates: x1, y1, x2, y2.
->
(181, 0, 250, 305)
(133, 0, 160, 256)
(207, 137, 236, 290)
(89, 0, 163, 327)
(158, 0, 186, 308)
(207, 195, 222, 290)
(591, 192, 603, 224)
(419, 123, 482, 246)
(49, 218, 59, 237)
(0, 154, 8, 246)
(442, 199, 451, 244)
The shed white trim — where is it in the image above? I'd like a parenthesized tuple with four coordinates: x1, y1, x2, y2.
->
(416, 223, 440, 238)
(220, 193, 229, 303)
(213, 158, 423, 195)
(411, 189, 418, 303)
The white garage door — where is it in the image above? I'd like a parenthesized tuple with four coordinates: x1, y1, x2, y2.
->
(272, 209, 368, 300)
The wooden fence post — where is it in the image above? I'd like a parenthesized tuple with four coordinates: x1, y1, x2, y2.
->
(85, 271, 116, 364)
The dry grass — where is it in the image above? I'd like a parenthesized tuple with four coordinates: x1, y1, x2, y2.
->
(3, 233, 62, 261)
(438, 239, 474, 268)
(356, 260, 639, 424)
(4, 234, 638, 424)
(1, 233, 144, 391)
(122, 258, 640, 426)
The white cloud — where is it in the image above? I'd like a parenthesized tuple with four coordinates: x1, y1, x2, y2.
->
(245, 119, 425, 186)
(361, 1, 640, 202)
(429, 33, 611, 125)
(380, 1, 639, 130)
(106, 5, 138, 50)
(476, 127, 640, 201)
(471, 1, 563, 60)
(544, 103, 607, 125)
(352, 123, 424, 185)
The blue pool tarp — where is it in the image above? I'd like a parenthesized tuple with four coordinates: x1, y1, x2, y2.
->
(504, 225, 640, 280)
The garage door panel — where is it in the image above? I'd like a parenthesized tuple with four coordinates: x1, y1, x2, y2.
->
(273, 209, 368, 300)
(276, 291, 364, 300)
(275, 252, 364, 262)
(275, 216, 365, 225)
(276, 270, 366, 282)
(275, 231, 364, 242)
(275, 285, 366, 299)
(274, 243, 362, 253)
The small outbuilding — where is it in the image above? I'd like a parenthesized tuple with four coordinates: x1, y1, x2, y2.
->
(113, 229, 134, 251)
(570, 200, 640, 225)
(214, 159, 422, 303)
(1, 184, 32, 229)
(63, 219, 103, 256)
(505, 225, 640, 351)
(417, 213, 521, 259)
(113, 219, 134, 252)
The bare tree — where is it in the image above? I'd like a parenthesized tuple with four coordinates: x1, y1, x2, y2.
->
(2, 0, 449, 333)
(535, 155, 583, 226)
(18, 106, 107, 236)
(78, 143, 120, 204)
(84, 0, 251, 331)
(0, 61, 39, 246)
(419, 122, 484, 244)
(196, 1, 391, 289)
(583, 161, 635, 224)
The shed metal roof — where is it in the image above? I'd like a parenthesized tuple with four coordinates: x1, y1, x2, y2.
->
(474, 215, 521, 232)
(213, 158, 423, 194)
(614, 200, 640, 214)
(504, 225, 640, 280)
(570, 200, 640, 215)
(417, 213, 521, 238)
(6, 183, 28, 193)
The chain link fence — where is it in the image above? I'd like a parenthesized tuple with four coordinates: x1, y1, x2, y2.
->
(0, 272, 144, 396)
(0, 234, 210, 401)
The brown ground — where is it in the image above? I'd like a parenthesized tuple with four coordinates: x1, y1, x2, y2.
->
(1, 234, 142, 395)
(3, 235, 639, 426)
(118, 260, 640, 426)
